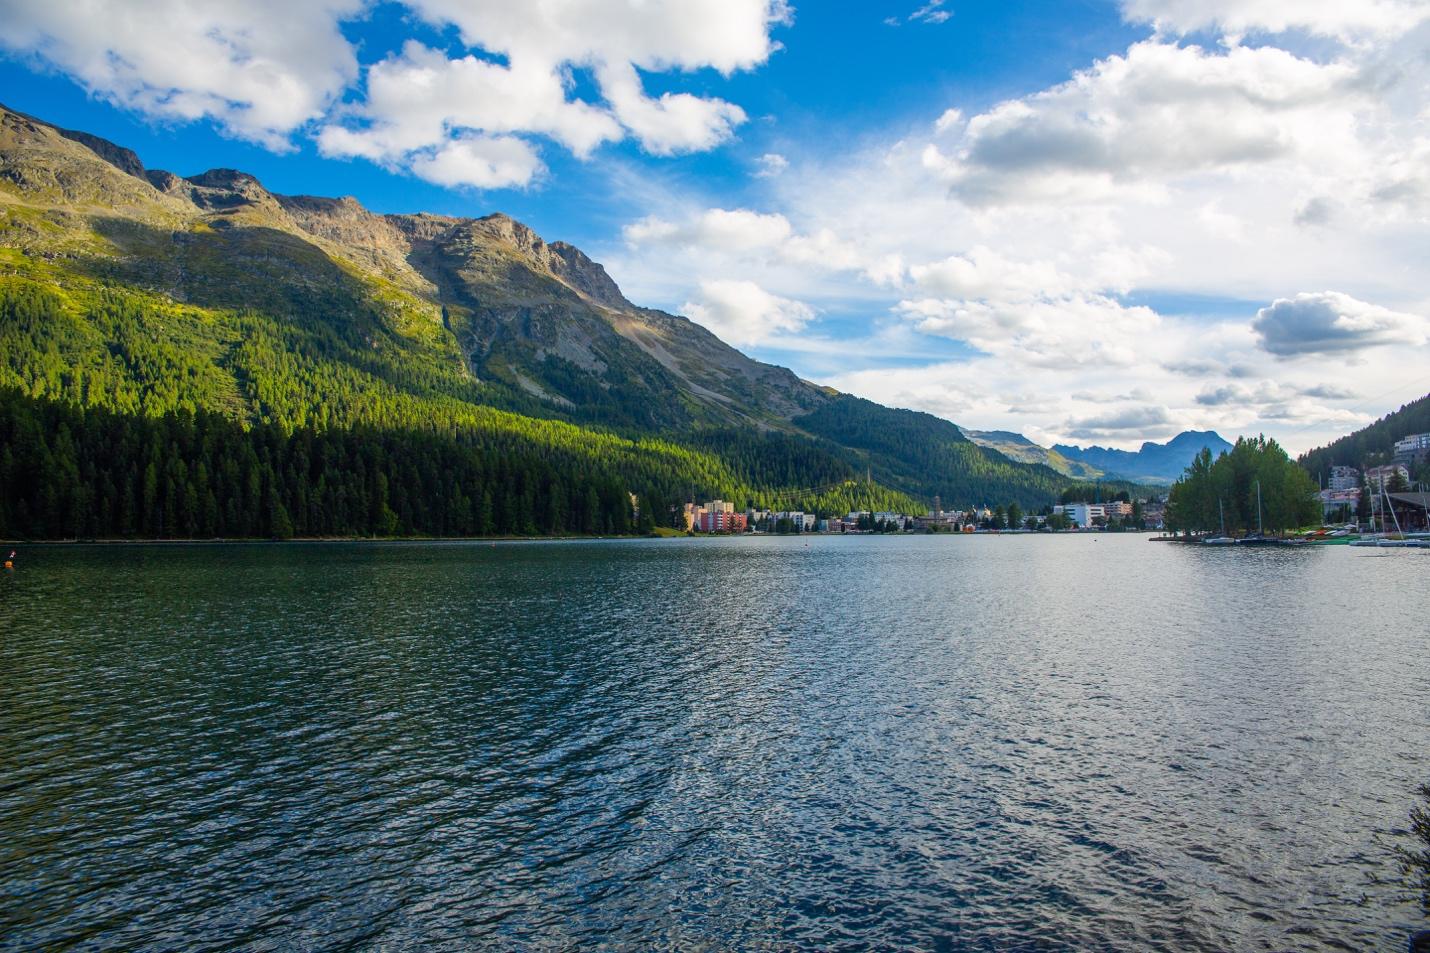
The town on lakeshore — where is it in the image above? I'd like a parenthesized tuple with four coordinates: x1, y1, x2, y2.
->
(682, 496, 1165, 535)
(1309, 430, 1430, 533)
(681, 426, 1430, 540)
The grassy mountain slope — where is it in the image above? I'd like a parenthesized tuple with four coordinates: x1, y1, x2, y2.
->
(1297, 393, 1430, 478)
(0, 102, 1083, 526)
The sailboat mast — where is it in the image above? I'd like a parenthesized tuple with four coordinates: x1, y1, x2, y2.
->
(1256, 480, 1263, 536)
(1383, 482, 1405, 537)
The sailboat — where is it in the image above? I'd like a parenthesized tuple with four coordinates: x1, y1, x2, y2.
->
(1239, 479, 1299, 546)
(1204, 498, 1237, 545)
(1350, 482, 1426, 547)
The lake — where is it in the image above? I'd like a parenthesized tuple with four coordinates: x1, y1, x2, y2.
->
(1, 535, 1426, 950)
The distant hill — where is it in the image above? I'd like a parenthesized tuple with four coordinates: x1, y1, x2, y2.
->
(1297, 393, 1430, 479)
(963, 430, 1105, 480)
(1053, 431, 1234, 484)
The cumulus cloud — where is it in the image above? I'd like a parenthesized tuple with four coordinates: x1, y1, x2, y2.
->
(2, 0, 789, 185)
(1251, 291, 1427, 357)
(681, 279, 815, 346)
(378, 0, 786, 165)
(923, 40, 1364, 206)
(896, 294, 1159, 368)
(753, 153, 790, 177)
(0, 0, 363, 148)
(1120, 0, 1430, 41)
(314, 42, 621, 170)
(407, 135, 545, 190)
(624, 208, 902, 284)
(1065, 405, 1175, 438)
(607, 14, 1427, 448)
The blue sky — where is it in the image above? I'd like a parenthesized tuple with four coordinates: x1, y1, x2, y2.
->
(2, 0, 1428, 452)
(0, 1, 1143, 245)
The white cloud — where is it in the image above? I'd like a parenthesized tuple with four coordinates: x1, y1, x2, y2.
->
(1120, 0, 1430, 41)
(0, 0, 363, 148)
(403, 0, 789, 75)
(3, 0, 790, 183)
(682, 279, 815, 346)
(910, 1, 953, 25)
(623, 207, 902, 284)
(407, 135, 545, 190)
(645, 18, 1424, 450)
(887, 0, 953, 27)
(923, 40, 1365, 206)
(594, 61, 748, 155)
(1065, 405, 1174, 439)
(315, 42, 621, 169)
(895, 293, 1160, 368)
(381, 0, 787, 162)
(1251, 291, 1428, 356)
(754, 152, 790, 177)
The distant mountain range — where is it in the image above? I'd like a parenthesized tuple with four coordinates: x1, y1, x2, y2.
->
(964, 429, 1233, 485)
(961, 430, 1106, 480)
(1053, 431, 1234, 484)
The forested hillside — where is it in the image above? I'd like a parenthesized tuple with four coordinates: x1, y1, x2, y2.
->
(1297, 393, 1430, 478)
(0, 102, 1092, 537)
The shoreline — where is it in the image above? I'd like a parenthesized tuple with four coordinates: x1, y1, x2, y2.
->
(1, 531, 1170, 546)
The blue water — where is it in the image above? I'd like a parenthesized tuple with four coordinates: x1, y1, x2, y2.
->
(1, 535, 1426, 950)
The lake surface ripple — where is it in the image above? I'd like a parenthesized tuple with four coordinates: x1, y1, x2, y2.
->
(1, 536, 1426, 950)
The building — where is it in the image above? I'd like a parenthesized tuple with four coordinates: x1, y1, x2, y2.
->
(1385, 491, 1430, 531)
(1102, 500, 1133, 518)
(1394, 432, 1430, 466)
(914, 511, 959, 531)
(697, 510, 747, 533)
(1328, 465, 1360, 491)
(773, 511, 816, 531)
(684, 498, 740, 531)
(1365, 464, 1410, 492)
(1054, 502, 1105, 527)
(1318, 487, 1361, 520)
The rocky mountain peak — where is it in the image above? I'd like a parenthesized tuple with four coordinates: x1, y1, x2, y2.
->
(183, 168, 282, 214)
(471, 212, 547, 256)
(547, 241, 631, 311)
(186, 168, 266, 192)
(52, 127, 146, 180)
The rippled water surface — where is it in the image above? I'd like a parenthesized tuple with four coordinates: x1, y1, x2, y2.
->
(1, 536, 1427, 951)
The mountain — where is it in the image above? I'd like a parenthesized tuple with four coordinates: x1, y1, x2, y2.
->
(1297, 393, 1430, 479)
(1053, 431, 1234, 485)
(0, 102, 1087, 537)
(963, 430, 1106, 480)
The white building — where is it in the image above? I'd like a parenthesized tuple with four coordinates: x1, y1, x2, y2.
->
(1394, 432, 1430, 463)
(1328, 465, 1360, 491)
(774, 511, 816, 531)
(1054, 502, 1105, 527)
